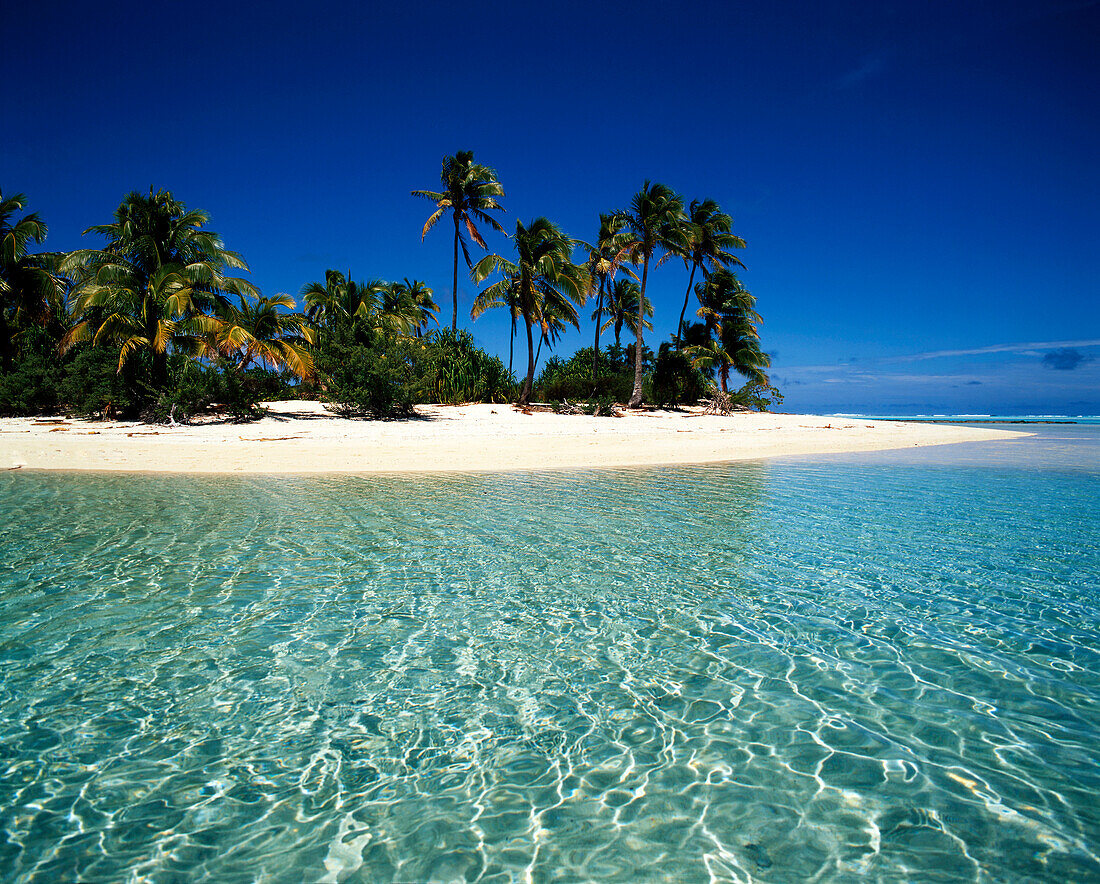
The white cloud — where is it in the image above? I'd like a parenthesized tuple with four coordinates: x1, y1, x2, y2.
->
(892, 339, 1100, 362)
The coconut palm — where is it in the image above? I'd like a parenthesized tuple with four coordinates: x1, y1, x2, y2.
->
(377, 279, 440, 338)
(673, 199, 745, 348)
(0, 190, 64, 368)
(200, 293, 315, 379)
(62, 263, 207, 382)
(472, 218, 588, 404)
(62, 189, 256, 385)
(532, 296, 573, 376)
(412, 151, 506, 332)
(400, 279, 440, 337)
(470, 274, 522, 376)
(597, 279, 652, 350)
(614, 182, 687, 406)
(578, 212, 634, 386)
(687, 269, 769, 392)
(301, 271, 384, 330)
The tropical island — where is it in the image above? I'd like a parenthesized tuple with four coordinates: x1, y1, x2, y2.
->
(0, 155, 1020, 471)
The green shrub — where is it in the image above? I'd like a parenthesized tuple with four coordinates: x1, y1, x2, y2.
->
(535, 344, 651, 403)
(57, 345, 144, 418)
(314, 326, 415, 418)
(137, 358, 263, 424)
(0, 327, 64, 416)
(244, 367, 302, 402)
(649, 343, 708, 407)
(732, 380, 785, 412)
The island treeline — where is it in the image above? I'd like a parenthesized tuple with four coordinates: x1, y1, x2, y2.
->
(0, 157, 778, 421)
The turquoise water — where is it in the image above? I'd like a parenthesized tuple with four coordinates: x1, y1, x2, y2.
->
(1, 429, 1098, 882)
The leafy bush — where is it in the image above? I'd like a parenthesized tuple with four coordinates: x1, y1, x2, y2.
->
(245, 367, 303, 402)
(732, 380, 784, 412)
(585, 392, 621, 417)
(139, 358, 263, 424)
(313, 325, 514, 415)
(314, 325, 415, 418)
(650, 343, 708, 407)
(535, 344, 651, 403)
(56, 345, 144, 419)
(0, 326, 64, 416)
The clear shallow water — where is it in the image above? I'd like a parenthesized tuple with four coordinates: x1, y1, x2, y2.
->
(1, 434, 1098, 882)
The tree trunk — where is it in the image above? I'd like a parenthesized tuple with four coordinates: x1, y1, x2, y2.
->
(534, 330, 544, 373)
(451, 218, 460, 332)
(628, 257, 649, 407)
(152, 349, 169, 391)
(614, 320, 621, 349)
(519, 313, 535, 404)
(721, 364, 729, 394)
(508, 313, 515, 376)
(591, 279, 604, 388)
(0, 314, 11, 373)
(675, 260, 698, 349)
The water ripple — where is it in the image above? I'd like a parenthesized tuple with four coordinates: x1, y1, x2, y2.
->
(0, 461, 1098, 882)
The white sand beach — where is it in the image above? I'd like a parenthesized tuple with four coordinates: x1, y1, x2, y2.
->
(0, 401, 1026, 473)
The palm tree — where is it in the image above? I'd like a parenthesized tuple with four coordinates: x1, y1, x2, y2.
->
(614, 182, 687, 406)
(470, 274, 522, 376)
(673, 199, 745, 348)
(301, 271, 384, 330)
(0, 190, 64, 369)
(597, 279, 652, 350)
(532, 296, 573, 375)
(472, 218, 588, 404)
(63, 189, 256, 386)
(687, 269, 769, 392)
(200, 293, 315, 379)
(62, 262, 207, 380)
(578, 213, 634, 386)
(376, 279, 440, 338)
(400, 279, 440, 337)
(412, 151, 506, 331)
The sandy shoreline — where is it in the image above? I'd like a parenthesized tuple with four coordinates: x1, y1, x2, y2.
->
(0, 400, 1029, 474)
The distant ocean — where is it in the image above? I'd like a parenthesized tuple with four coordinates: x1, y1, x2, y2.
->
(828, 413, 1100, 424)
(1, 426, 1097, 881)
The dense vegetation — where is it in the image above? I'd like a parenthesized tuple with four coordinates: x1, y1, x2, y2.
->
(1, 158, 777, 421)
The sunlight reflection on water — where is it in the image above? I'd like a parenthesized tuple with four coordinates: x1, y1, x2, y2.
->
(1, 433, 1098, 882)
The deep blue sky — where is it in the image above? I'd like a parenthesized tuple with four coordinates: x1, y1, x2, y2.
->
(6, 0, 1098, 413)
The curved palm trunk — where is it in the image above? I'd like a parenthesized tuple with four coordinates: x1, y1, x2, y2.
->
(721, 364, 730, 393)
(451, 218, 460, 332)
(614, 320, 621, 349)
(675, 260, 699, 349)
(591, 280, 604, 388)
(629, 257, 649, 407)
(534, 330, 544, 373)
